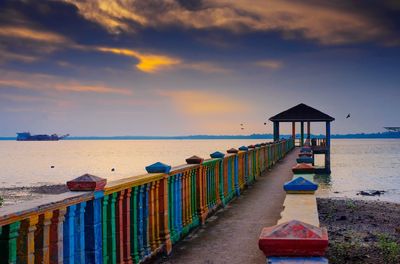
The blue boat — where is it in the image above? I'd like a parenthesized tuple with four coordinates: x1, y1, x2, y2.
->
(16, 132, 69, 141)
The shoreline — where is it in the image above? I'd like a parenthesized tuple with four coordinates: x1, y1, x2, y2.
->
(0, 184, 68, 207)
(317, 197, 400, 263)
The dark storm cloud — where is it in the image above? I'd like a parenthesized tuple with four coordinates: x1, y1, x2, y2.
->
(176, 0, 204, 11)
(1, 0, 400, 48)
(53, 0, 400, 45)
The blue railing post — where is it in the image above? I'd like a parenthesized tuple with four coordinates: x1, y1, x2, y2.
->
(75, 202, 87, 264)
(85, 191, 104, 264)
(64, 205, 76, 264)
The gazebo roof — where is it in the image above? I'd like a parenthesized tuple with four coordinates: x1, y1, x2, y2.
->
(269, 103, 335, 122)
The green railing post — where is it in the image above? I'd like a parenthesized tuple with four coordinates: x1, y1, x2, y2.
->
(0, 222, 21, 264)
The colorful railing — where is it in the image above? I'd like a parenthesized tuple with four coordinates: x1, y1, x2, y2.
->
(0, 139, 294, 264)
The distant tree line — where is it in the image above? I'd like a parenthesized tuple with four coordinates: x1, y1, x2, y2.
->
(1, 132, 399, 140)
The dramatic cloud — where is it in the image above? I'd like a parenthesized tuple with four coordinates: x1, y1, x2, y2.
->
(97, 47, 181, 73)
(0, 26, 68, 44)
(0, 47, 38, 63)
(62, 0, 399, 45)
(0, 25, 72, 63)
(0, 70, 133, 95)
(97, 47, 233, 74)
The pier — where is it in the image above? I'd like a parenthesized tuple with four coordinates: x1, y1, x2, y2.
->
(0, 140, 294, 263)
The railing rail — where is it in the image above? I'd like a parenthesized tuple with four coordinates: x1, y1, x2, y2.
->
(0, 139, 294, 264)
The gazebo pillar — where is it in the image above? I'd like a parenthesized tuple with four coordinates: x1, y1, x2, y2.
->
(325, 121, 331, 173)
(300, 122, 304, 146)
(291, 122, 295, 140)
(269, 103, 334, 174)
(273, 122, 280, 142)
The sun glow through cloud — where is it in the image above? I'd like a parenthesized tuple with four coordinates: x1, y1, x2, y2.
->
(158, 89, 250, 116)
(97, 47, 181, 73)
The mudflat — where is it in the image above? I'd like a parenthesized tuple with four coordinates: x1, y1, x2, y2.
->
(318, 198, 400, 264)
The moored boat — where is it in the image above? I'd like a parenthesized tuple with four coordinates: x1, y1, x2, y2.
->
(16, 132, 69, 141)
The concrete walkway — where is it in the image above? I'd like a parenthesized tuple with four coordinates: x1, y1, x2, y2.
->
(159, 148, 299, 264)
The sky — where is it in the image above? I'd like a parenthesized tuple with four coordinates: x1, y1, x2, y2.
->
(0, 0, 400, 136)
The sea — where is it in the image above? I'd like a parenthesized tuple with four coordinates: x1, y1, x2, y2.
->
(0, 139, 399, 203)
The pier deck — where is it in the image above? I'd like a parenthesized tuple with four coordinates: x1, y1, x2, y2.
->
(160, 148, 300, 264)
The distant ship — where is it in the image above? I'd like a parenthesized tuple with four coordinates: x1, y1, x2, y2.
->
(16, 132, 69, 141)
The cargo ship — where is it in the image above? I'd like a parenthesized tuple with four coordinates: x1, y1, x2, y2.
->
(16, 132, 69, 141)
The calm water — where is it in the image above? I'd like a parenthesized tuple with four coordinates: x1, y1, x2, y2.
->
(0, 139, 265, 187)
(315, 139, 400, 203)
(0, 139, 399, 203)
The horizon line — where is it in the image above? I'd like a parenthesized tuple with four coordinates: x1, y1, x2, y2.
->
(0, 131, 399, 140)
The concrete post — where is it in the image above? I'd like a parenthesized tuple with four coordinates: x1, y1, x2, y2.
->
(66, 174, 107, 264)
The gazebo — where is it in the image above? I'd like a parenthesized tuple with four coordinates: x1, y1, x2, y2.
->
(269, 103, 335, 173)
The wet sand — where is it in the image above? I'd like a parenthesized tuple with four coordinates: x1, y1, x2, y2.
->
(0, 185, 68, 207)
(318, 198, 400, 264)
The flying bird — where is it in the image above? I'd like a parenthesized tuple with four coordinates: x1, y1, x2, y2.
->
(346, 114, 351, 119)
